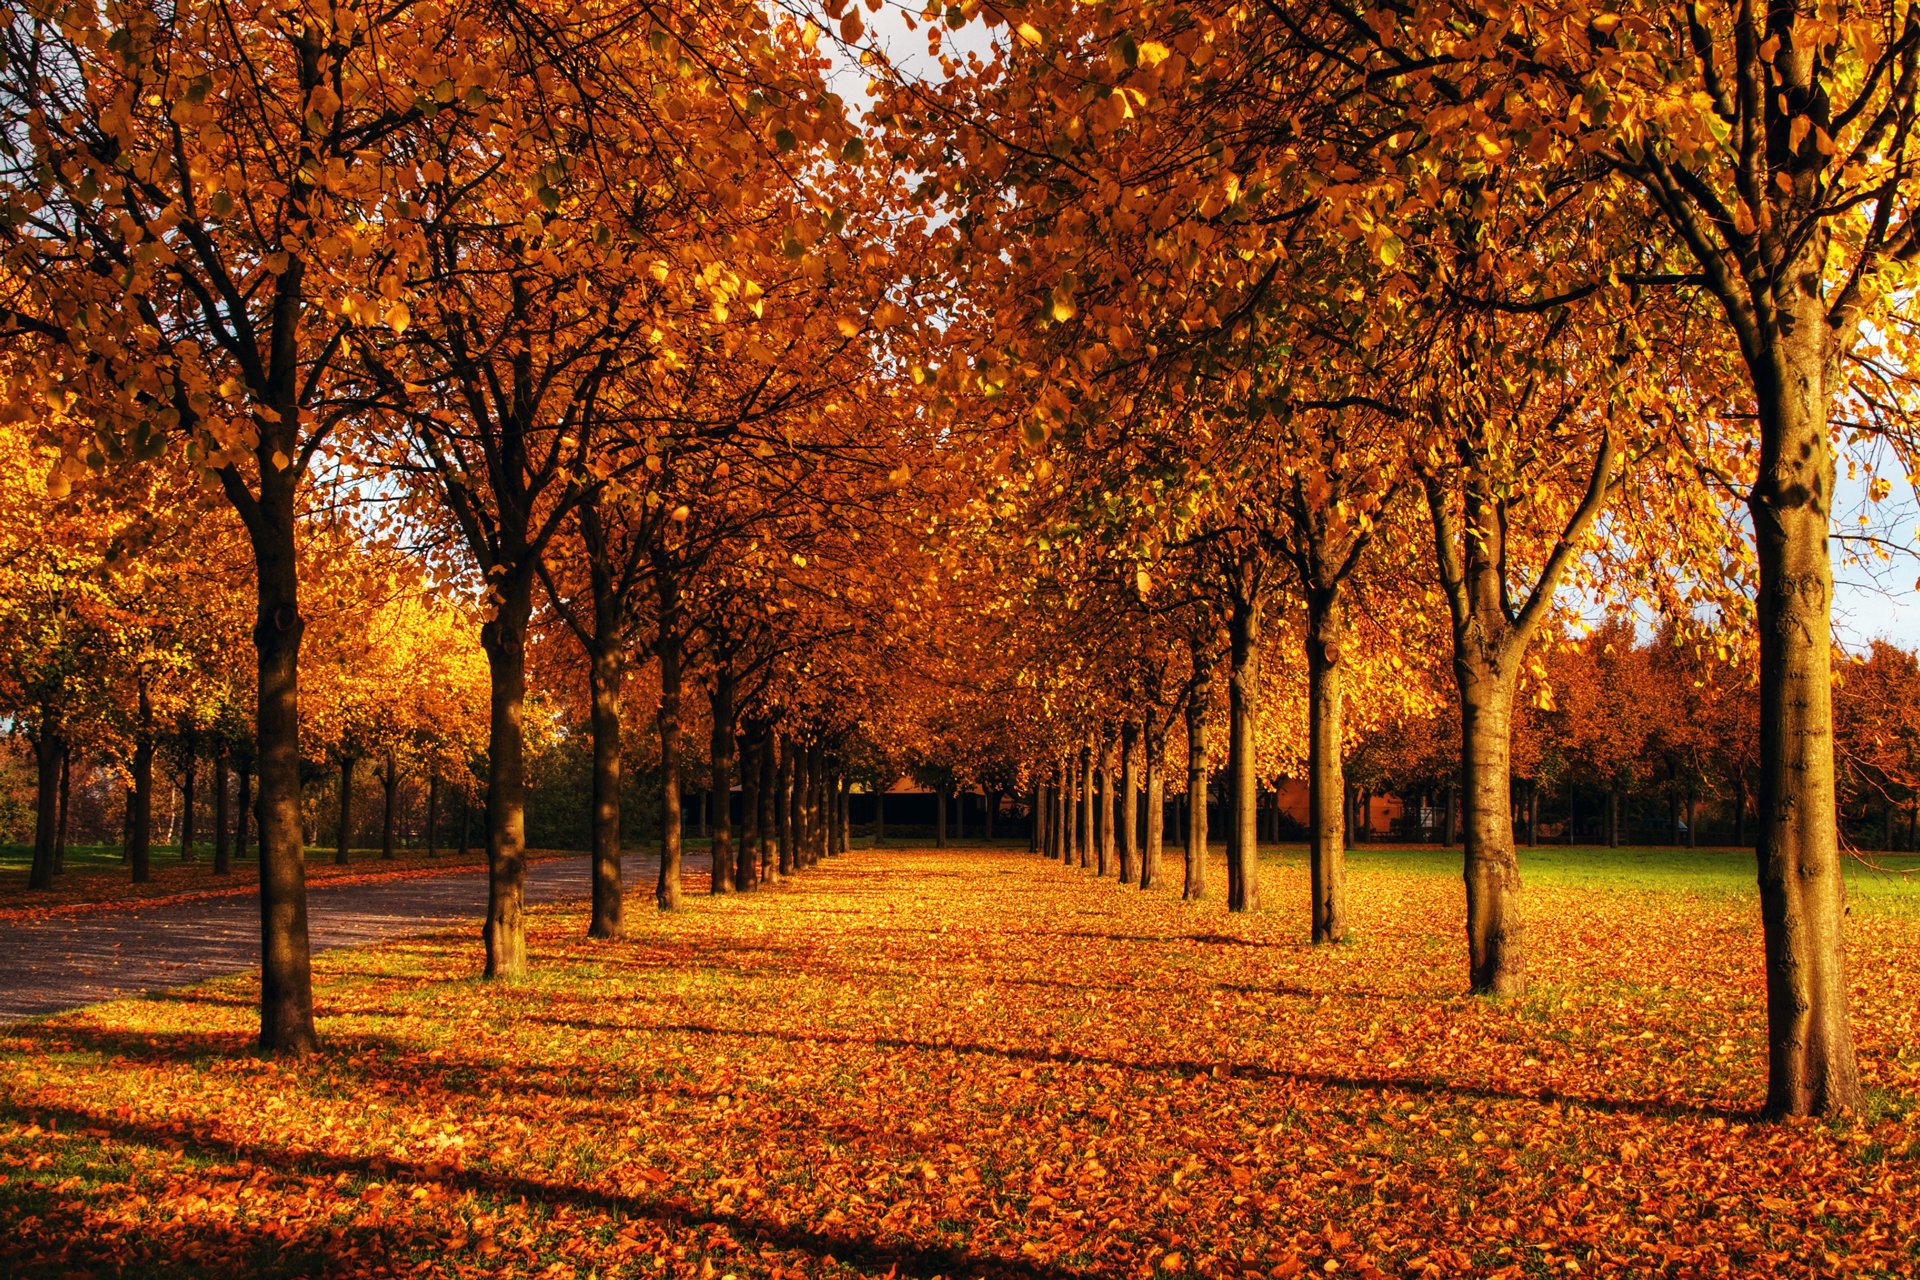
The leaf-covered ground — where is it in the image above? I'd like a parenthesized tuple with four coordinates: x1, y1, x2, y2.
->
(2, 847, 1916, 1279)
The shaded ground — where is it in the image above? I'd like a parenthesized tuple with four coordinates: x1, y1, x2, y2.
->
(0, 853, 704, 1021)
(1, 847, 1916, 1279)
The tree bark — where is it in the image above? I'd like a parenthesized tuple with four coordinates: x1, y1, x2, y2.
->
(736, 732, 761, 891)
(709, 669, 736, 895)
(480, 570, 534, 979)
(1186, 656, 1211, 902)
(426, 774, 440, 856)
(656, 615, 684, 910)
(1079, 746, 1095, 870)
(1748, 307, 1862, 1117)
(29, 723, 62, 891)
(179, 728, 196, 862)
(1142, 728, 1165, 891)
(587, 639, 626, 937)
(1305, 586, 1348, 943)
(760, 734, 779, 882)
(214, 745, 231, 876)
(1118, 723, 1138, 884)
(335, 755, 355, 866)
(983, 786, 995, 843)
(53, 744, 69, 875)
(131, 680, 154, 885)
(1460, 672, 1524, 996)
(777, 737, 795, 875)
(873, 774, 886, 846)
(1226, 596, 1262, 912)
(380, 750, 399, 861)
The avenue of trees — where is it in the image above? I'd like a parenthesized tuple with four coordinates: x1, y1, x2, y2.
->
(2, 0, 1918, 1121)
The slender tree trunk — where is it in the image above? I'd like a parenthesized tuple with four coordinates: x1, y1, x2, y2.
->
(1460, 670, 1524, 996)
(380, 750, 399, 861)
(586, 641, 626, 937)
(480, 571, 534, 979)
(179, 729, 196, 862)
(1606, 789, 1620, 849)
(335, 755, 355, 866)
(1118, 723, 1138, 884)
(936, 784, 948, 849)
(1226, 598, 1262, 912)
(984, 786, 995, 843)
(1525, 780, 1538, 849)
(1444, 787, 1459, 847)
(777, 737, 796, 875)
(709, 669, 736, 895)
(426, 774, 440, 856)
(1305, 587, 1348, 942)
(836, 771, 849, 854)
(29, 724, 62, 891)
(1735, 772, 1747, 847)
(235, 758, 251, 864)
(214, 746, 231, 876)
(1030, 786, 1041, 852)
(656, 619, 684, 910)
(1079, 746, 1095, 870)
(1063, 761, 1077, 865)
(131, 681, 154, 885)
(737, 733, 761, 891)
(760, 734, 779, 882)
(53, 743, 70, 875)
(1749, 318, 1861, 1117)
(873, 775, 886, 846)
(1142, 729, 1165, 890)
(1186, 658, 1211, 902)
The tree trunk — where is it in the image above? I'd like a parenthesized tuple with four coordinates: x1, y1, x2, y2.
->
(1305, 586, 1348, 943)
(737, 733, 761, 891)
(426, 774, 440, 856)
(1118, 723, 1139, 884)
(1734, 772, 1747, 847)
(53, 744, 69, 875)
(1687, 779, 1698, 850)
(807, 744, 826, 864)
(335, 755, 355, 866)
(1142, 730, 1165, 890)
(458, 789, 472, 858)
(179, 729, 196, 862)
(760, 734, 779, 882)
(1606, 789, 1620, 849)
(1186, 659, 1211, 902)
(1062, 762, 1076, 864)
(1525, 780, 1538, 849)
(29, 724, 62, 891)
(1749, 321, 1862, 1116)
(709, 669, 736, 895)
(1460, 670, 1524, 996)
(656, 618, 684, 910)
(214, 745, 231, 876)
(1226, 597, 1261, 912)
(235, 757, 251, 864)
(936, 784, 948, 849)
(777, 737, 795, 875)
(131, 681, 154, 885)
(1444, 787, 1459, 848)
(836, 771, 849, 854)
(480, 570, 534, 979)
(1030, 785, 1041, 852)
(983, 787, 995, 843)
(380, 750, 400, 861)
(873, 776, 886, 846)
(586, 640, 625, 937)
(1079, 746, 1095, 870)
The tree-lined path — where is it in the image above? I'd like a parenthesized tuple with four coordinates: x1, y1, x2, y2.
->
(2, 845, 1915, 1277)
(0, 855, 660, 1021)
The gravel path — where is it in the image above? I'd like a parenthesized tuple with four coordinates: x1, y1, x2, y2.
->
(0, 854, 698, 1022)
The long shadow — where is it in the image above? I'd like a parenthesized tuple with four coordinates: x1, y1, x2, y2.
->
(0, 1096, 1082, 1280)
(513, 1016, 1751, 1123)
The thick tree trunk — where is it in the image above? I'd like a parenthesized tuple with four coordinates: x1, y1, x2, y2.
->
(214, 746, 231, 876)
(1305, 587, 1348, 943)
(1226, 599, 1261, 912)
(587, 641, 625, 937)
(179, 729, 196, 861)
(1749, 322, 1862, 1117)
(656, 621, 684, 910)
(1142, 731, 1165, 891)
(480, 572, 534, 979)
(335, 755, 355, 866)
(380, 751, 399, 861)
(131, 683, 154, 885)
(709, 670, 735, 895)
(29, 725, 62, 891)
(1118, 723, 1138, 884)
(1186, 662, 1211, 902)
(1460, 670, 1524, 996)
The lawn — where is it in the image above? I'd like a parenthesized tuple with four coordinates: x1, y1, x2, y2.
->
(1, 846, 1915, 1278)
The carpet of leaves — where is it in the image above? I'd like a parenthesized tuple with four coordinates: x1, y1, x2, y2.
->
(1, 848, 1916, 1279)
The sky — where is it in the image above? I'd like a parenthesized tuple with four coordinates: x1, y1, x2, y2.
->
(825, 5, 1919, 650)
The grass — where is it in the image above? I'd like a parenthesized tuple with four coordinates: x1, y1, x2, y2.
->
(1, 846, 1916, 1278)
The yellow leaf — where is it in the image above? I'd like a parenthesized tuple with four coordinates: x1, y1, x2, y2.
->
(836, 317, 861, 338)
(1137, 40, 1171, 66)
(1015, 22, 1043, 46)
(385, 303, 410, 334)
